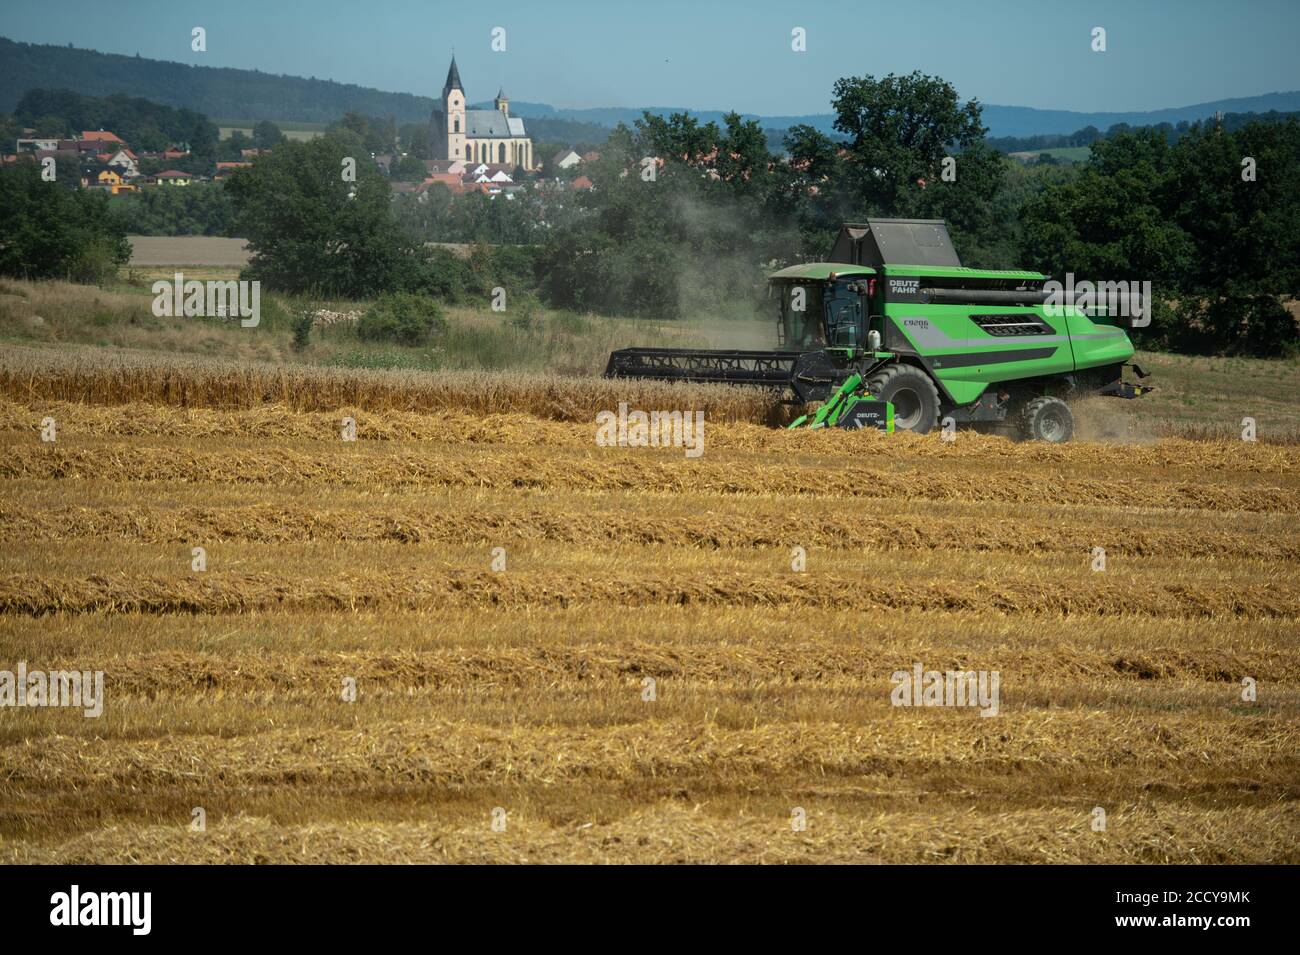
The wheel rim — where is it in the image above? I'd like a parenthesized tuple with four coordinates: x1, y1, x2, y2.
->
(1040, 411, 1064, 441)
(891, 387, 923, 430)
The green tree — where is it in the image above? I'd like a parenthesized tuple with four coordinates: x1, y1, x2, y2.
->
(0, 113, 21, 149)
(1018, 122, 1300, 356)
(251, 120, 284, 149)
(110, 181, 237, 236)
(830, 71, 986, 216)
(399, 123, 431, 159)
(218, 130, 254, 161)
(357, 291, 447, 345)
(390, 154, 427, 181)
(223, 133, 429, 297)
(1165, 119, 1300, 354)
(902, 140, 1008, 266)
(1018, 129, 1193, 283)
(328, 112, 396, 154)
(0, 161, 130, 282)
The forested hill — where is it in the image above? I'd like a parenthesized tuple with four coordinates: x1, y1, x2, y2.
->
(0, 36, 435, 123)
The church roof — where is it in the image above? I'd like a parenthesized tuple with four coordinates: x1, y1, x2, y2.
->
(464, 109, 525, 138)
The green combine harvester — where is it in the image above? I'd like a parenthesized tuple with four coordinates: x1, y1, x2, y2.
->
(604, 218, 1151, 442)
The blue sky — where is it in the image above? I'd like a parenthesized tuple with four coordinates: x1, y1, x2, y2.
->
(1, 0, 1296, 114)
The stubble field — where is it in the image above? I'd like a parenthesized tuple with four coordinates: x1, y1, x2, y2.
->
(1, 347, 1297, 863)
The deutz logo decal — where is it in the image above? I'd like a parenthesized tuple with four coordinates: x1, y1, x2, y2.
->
(890, 279, 920, 293)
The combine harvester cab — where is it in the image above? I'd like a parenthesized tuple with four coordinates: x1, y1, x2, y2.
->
(605, 218, 1151, 442)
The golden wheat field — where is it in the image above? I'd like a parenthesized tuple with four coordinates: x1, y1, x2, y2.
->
(0, 345, 1297, 864)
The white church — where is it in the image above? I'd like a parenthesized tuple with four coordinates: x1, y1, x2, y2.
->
(427, 56, 534, 170)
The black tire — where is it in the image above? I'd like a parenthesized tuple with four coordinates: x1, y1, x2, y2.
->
(865, 364, 941, 434)
(1018, 396, 1074, 443)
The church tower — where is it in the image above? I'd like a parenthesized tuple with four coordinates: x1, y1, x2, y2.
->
(443, 55, 466, 160)
(494, 87, 509, 117)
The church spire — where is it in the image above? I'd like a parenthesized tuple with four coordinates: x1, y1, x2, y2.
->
(443, 55, 463, 98)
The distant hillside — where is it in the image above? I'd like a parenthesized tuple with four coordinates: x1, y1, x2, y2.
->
(0, 36, 434, 123)
(978, 93, 1300, 137)
(493, 93, 1300, 139)
(3, 35, 1298, 140)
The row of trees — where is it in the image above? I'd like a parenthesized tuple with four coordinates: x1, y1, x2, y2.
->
(1019, 122, 1300, 354)
(109, 182, 237, 236)
(536, 72, 1007, 319)
(206, 71, 1300, 356)
(533, 74, 1299, 354)
(4, 69, 1295, 357)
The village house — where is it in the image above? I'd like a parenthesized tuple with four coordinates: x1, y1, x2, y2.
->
(464, 162, 514, 184)
(80, 130, 126, 147)
(89, 166, 138, 194)
(423, 158, 468, 177)
(15, 137, 60, 153)
(99, 148, 140, 177)
(551, 148, 581, 170)
(151, 169, 193, 187)
(213, 161, 252, 181)
(422, 171, 464, 192)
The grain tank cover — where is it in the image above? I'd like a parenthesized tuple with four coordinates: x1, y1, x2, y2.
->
(830, 218, 962, 268)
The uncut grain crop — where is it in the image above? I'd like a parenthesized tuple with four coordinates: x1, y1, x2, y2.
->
(1, 353, 1297, 864)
